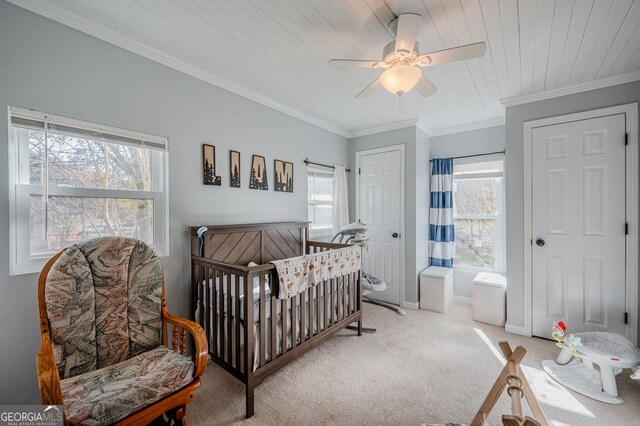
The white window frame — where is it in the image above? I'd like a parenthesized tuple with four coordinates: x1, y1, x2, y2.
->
(8, 106, 170, 275)
(452, 156, 506, 273)
(307, 166, 335, 239)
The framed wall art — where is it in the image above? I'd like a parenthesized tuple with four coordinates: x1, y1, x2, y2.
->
(203, 144, 221, 186)
(230, 150, 241, 188)
(249, 155, 268, 190)
(274, 159, 294, 193)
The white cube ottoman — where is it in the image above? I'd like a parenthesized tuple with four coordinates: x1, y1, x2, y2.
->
(419, 266, 453, 313)
(472, 272, 506, 326)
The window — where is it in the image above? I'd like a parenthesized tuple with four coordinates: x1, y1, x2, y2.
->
(8, 107, 169, 275)
(307, 168, 334, 238)
(453, 160, 505, 270)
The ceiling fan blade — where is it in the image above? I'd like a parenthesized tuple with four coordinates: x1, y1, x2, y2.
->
(414, 76, 438, 97)
(416, 42, 487, 67)
(356, 78, 381, 98)
(395, 13, 422, 52)
(329, 59, 387, 68)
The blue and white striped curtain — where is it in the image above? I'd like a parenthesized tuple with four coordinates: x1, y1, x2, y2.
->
(429, 158, 455, 267)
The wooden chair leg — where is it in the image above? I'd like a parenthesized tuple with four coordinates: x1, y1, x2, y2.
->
(174, 405, 187, 426)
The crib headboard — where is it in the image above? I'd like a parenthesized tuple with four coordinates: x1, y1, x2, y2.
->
(189, 221, 310, 265)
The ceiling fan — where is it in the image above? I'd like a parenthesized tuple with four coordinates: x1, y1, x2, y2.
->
(329, 14, 487, 101)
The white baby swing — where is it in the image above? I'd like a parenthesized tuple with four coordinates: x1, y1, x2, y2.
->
(332, 222, 405, 333)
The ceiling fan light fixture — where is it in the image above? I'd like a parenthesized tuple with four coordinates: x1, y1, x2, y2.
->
(379, 63, 421, 95)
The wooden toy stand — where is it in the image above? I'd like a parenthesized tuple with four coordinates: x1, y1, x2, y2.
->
(470, 341, 549, 426)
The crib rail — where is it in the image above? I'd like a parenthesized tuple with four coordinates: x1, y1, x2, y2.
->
(306, 240, 349, 253)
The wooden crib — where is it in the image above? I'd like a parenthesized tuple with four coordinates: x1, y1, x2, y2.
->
(189, 221, 362, 418)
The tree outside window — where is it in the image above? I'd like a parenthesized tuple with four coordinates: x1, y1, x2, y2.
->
(453, 161, 504, 269)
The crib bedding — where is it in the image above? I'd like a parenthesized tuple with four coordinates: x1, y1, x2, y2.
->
(271, 246, 362, 298)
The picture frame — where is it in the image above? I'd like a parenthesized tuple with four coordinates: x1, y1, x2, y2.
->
(202, 144, 221, 186)
(274, 159, 294, 193)
(230, 150, 241, 188)
(249, 155, 268, 190)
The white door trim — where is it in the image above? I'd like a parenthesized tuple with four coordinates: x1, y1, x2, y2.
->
(355, 144, 406, 307)
(522, 103, 639, 345)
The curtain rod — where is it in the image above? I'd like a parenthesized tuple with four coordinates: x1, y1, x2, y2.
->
(304, 158, 351, 172)
(430, 150, 505, 162)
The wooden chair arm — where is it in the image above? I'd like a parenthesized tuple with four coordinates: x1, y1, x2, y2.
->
(36, 330, 64, 405)
(163, 312, 208, 379)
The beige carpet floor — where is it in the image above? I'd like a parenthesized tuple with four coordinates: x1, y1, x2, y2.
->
(190, 303, 640, 425)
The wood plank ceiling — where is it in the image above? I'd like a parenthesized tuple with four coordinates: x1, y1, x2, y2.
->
(11, 0, 640, 136)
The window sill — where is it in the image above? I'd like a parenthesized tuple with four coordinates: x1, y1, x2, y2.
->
(309, 229, 334, 241)
(453, 264, 504, 275)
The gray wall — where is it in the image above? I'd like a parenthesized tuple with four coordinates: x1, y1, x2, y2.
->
(415, 128, 431, 301)
(431, 125, 505, 158)
(0, 2, 348, 404)
(348, 126, 431, 306)
(505, 80, 640, 335)
(431, 126, 506, 299)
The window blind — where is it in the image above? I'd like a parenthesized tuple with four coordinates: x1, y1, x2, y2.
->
(10, 107, 168, 151)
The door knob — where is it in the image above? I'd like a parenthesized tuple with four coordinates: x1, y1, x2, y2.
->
(392, 232, 399, 238)
(536, 238, 545, 247)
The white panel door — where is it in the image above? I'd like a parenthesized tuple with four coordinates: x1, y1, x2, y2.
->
(358, 150, 402, 305)
(532, 114, 627, 338)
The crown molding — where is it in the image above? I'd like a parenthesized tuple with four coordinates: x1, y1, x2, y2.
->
(349, 118, 421, 139)
(416, 120, 434, 137)
(500, 70, 640, 108)
(429, 118, 505, 137)
(7, 0, 352, 139)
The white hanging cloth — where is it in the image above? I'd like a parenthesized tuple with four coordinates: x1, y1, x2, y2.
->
(332, 165, 349, 236)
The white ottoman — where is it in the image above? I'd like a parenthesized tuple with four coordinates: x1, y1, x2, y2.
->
(472, 272, 506, 326)
(419, 266, 453, 313)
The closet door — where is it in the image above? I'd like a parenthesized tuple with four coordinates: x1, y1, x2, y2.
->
(358, 148, 402, 305)
(531, 114, 627, 338)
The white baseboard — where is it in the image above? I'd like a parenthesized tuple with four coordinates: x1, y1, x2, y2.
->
(453, 295, 472, 305)
(505, 323, 529, 336)
(402, 301, 420, 310)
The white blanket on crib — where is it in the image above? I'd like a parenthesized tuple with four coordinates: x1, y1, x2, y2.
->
(271, 246, 361, 299)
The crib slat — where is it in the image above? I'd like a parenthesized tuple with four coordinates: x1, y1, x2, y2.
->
(281, 298, 287, 354)
(329, 278, 336, 327)
(347, 272, 352, 315)
(309, 285, 315, 337)
(212, 268, 218, 358)
(291, 294, 297, 348)
(219, 269, 225, 360)
(227, 272, 233, 363)
(338, 276, 343, 321)
(324, 280, 329, 330)
(259, 273, 266, 367)
(235, 274, 241, 369)
(300, 289, 306, 343)
(200, 267, 206, 343)
(316, 285, 321, 333)
(357, 270, 362, 311)
(343, 274, 348, 319)
(270, 281, 276, 362)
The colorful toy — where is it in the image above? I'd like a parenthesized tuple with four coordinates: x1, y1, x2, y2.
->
(543, 322, 640, 403)
(551, 321, 583, 356)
